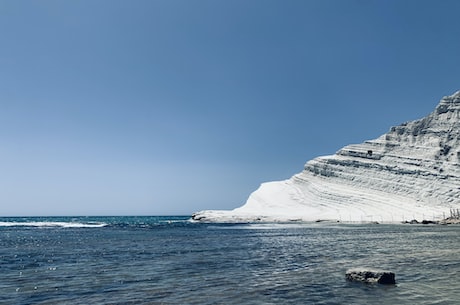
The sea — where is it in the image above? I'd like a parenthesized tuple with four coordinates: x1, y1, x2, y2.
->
(0, 216, 459, 305)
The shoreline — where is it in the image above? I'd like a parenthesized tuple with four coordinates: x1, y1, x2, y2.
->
(190, 214, 460, 225)
(191, 209, 460, 225)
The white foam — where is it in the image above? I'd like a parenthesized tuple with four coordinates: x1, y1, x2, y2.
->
(0, 221, 107, 228)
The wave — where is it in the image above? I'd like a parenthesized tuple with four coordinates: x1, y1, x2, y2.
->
(0, 221, 108, 228)
(0, 216, 193, 229)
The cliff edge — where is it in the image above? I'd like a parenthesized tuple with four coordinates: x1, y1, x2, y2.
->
(193, 91, 460, 222)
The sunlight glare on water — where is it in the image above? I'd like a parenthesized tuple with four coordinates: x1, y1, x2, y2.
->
(0, 217, 459, 304)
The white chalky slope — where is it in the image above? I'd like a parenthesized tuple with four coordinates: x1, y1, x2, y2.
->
(193, 91, 460, 222)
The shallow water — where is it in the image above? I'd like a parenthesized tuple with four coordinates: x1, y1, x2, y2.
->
(0, 217, 459, 304)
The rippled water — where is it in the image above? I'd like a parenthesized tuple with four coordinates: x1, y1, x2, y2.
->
(0, 217, 459, 304)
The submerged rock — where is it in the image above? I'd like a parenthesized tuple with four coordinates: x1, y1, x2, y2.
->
(345, 269, 396, 285)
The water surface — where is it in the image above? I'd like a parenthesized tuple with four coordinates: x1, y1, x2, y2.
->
(0, 216, 458, 304)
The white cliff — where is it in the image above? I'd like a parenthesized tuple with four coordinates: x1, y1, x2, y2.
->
(193, 91, 460, 223)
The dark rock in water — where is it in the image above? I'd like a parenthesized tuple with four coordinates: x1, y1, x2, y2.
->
(403, 219, 439, 225)
(191, 213, 206, 221)
(346, 269, 396, 285)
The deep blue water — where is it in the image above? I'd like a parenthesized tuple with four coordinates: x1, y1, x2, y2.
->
(0, 216, 459, 304)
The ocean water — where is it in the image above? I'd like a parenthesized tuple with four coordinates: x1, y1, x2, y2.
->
(0, 216, 459, 305)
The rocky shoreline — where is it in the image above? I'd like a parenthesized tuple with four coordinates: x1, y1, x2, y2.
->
(403, 218, 460, 225)
(440, 218, 460, 225)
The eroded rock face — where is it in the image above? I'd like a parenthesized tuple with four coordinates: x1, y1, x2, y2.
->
(302, 90, 460, 207)
(345, 269, 396, 285)
(193, 91, 460, 223)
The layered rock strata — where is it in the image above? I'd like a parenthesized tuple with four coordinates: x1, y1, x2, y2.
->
(193, 91, 460, 222)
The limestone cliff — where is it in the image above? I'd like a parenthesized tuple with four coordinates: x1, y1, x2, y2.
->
(193, 91, 460, 222)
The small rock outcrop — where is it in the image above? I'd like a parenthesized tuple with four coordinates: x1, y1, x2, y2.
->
(345, 269, 396, 285)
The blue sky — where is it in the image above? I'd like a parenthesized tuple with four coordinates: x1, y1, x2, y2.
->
(1, 0, 460, 216)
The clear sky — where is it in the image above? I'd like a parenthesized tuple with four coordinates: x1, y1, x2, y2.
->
(1, 0, 460, 216)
